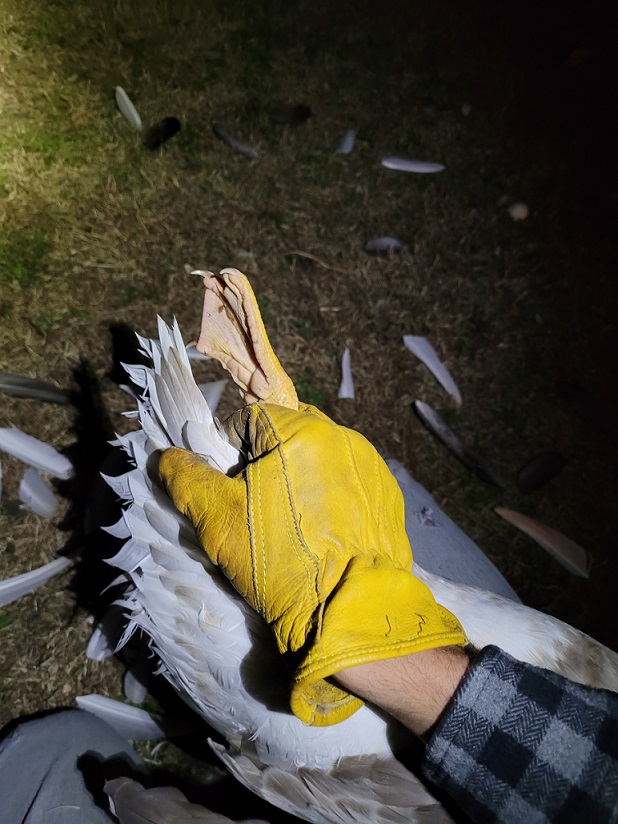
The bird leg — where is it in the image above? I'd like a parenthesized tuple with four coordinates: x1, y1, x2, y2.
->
(194, 268, 299, 410)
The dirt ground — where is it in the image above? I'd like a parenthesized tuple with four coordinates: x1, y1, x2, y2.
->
(1, 0, 616, 809)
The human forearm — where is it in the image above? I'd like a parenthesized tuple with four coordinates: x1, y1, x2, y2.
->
(339, 644, 618, 823)
(335, 645, 471, 737)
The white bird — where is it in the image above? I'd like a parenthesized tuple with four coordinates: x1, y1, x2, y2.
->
(99, 270, 618, 824)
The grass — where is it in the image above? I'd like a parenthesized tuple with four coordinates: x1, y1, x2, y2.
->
(0, 230, 52, 287)
(0, 0, 616, 808)
(294, 375, 328, 407)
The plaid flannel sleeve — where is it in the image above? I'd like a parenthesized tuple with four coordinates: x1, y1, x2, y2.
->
(423, 645, 618, 823)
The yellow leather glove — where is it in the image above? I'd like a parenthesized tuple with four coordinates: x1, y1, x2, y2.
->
(159, 403, 467, 726)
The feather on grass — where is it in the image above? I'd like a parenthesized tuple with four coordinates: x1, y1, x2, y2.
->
(404, 336, 462, 405)
(338, 348, 355, 399)
(381, 156, 444, 173)
(0, 371, 71, 404)
(115, 86, 142, 129)
(19, 467, 59, 518)
(0, 557, 72, 607)
(0, 427, 73, 479)
(413, 401, 501, 486)
(495, 507, 590, 578)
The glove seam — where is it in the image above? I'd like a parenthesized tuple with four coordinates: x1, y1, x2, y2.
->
(253, 452, 266, 613)
(259, 405, 322, 612)
(341, 428, 372, 526)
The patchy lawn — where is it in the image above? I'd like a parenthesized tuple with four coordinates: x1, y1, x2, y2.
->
(1, 0, 616, 795)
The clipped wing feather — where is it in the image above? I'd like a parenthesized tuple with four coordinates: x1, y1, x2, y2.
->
(403, 336, 462, 405)
(19, 467, 59, 518)
(0, 427, 73, 479)
(0, 556, 72, 607)
(338, 348, 355, 399)
(115, 86, 142, 129)
(495, 507, 589, 578)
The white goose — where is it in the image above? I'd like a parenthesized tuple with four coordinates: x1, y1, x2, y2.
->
(100, 269, 618, 824)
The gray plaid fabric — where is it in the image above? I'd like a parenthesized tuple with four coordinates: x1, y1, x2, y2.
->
(423, 645, 618, 823)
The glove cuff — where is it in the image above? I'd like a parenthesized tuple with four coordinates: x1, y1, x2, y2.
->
(290, 558, 467, 726)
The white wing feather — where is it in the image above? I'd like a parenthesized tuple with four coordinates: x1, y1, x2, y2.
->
(336, 129, 356, 155)
(76, 694, 188, 740)
(0, 427, 73, 479)
(115, 86, 142, 130)
(381, 156, 445, 174)
(403, 336, 462, 405)
(19, 467, 59, 518)
(0, 556, 72, 607)
(338, 348, 355, 399)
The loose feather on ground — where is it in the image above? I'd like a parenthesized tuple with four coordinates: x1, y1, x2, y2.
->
(0, 556, 72, 607)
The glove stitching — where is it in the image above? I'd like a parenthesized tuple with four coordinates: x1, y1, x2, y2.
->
(276, 446, 320, 604)
(258, 405, 321, 620)
(373, 448, 381, 537)
(341, 428, 372, 526)
(253, 458, 266, 614)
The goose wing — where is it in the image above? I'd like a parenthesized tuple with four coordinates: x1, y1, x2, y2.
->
(210, 742, 455, 824)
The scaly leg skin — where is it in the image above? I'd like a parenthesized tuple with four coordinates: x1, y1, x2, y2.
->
(195, 268, 299, 410)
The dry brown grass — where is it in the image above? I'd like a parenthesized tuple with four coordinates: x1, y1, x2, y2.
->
(1, 0, 616, 789)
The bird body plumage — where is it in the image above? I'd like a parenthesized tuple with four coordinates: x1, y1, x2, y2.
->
(101, 317, 618, 823)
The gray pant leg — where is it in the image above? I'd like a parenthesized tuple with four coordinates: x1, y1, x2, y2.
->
(388, 459, 520, 601)
(0, 709, 146, 823)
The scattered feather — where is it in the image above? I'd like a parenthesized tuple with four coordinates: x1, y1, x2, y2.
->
(75, 695, 190, 740)
(403, 336, 462, 405)
(115, 86, 142, 130)
(381, 156, 445, 174)
(268, 103, 311, 124)
(518, 452, 566, 493)
(336, 129, 356, 154)
(142, 117, 181, 150)
(0, 427, 73, 479)
(0, 371, 71, 404)
(198, 380, 227, 415)
(364, 236, 403, 255)
(495, 507, 589, 578)
(338, 348, 355, 399)
(0, 556, 72, 607)
(212, 124, 259, 160)
(86, 622, 116, 661)
(19, 467, 59, 518)
(413, 401, 502, 486)
(508, 202, 529, 221)
(124, 666, 148, 704)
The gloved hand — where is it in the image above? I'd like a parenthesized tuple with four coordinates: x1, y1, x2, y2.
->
(159, 403, 467, 726)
